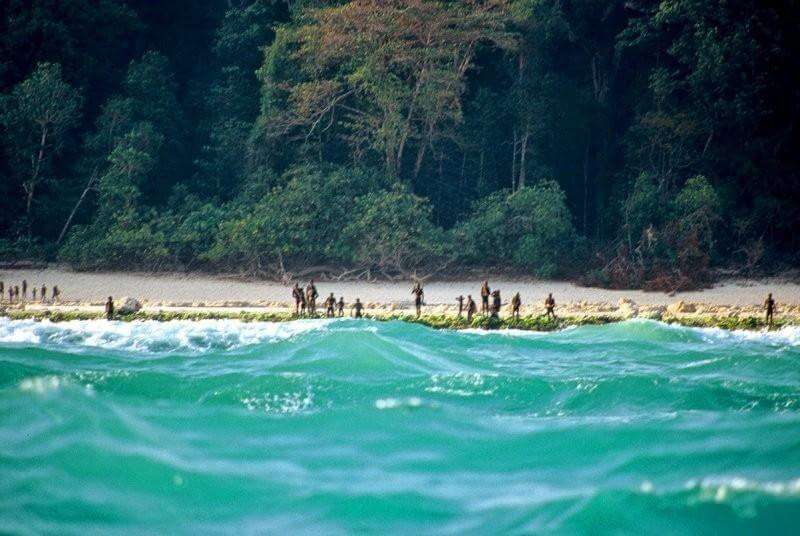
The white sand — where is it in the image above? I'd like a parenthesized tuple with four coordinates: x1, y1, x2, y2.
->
(1, 266, 797, 307)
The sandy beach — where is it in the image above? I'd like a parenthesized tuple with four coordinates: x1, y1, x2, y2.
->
(1, 266, 798, 323)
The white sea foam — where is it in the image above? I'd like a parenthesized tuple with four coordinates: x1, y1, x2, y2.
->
(0, 317, 333, 354)
(685, 476, 800, 501)
(374, 397, 423, 410)
(693, 325, 800, 346)
(19, 375, 66, 394)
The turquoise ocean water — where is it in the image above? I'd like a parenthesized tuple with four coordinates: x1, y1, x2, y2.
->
(1, 317, 799, 534)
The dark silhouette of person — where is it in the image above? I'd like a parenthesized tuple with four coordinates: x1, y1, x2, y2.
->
(351, 298, 364, 318)
(337, 296, 345, 317)
(41, 285, 47, 303)
(765, 293, 776, 328)
(105, 296, 114, 320)
(52, 286, 60, 302)
(306, 280, 318, 315)
(22, 280, 27, 301)
(480, 281, 490, 314)
(32, 287, 37, 301)
(511, 292, 521, 319)
(8, 288, 13, 303)
(14, 286, 20, 303)
(325, 293, 336, 318)
(412, 283, 424, 317)
(491, 290, 501, 318)
(292, 284, 303, 315)
(466, 295, 477, 323)
(545, 293, 556, 320)
(0, 281, 4, 301)
(456, 295, 464, 317)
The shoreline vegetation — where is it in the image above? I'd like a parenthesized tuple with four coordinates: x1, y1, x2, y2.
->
(2, 304, 796, 332)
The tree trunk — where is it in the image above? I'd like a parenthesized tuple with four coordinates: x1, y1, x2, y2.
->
(519, 123, 530, 190)
(24, 124, 49, 236)
(57, 169, 98, 245)
(583, 130, 591, 235)
(511, 127, 518, 192)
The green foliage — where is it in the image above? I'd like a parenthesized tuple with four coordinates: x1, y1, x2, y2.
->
(456, 180, 576, 276)
(342, 185, 450, 274)
(0, 0, 797, 284)
(623, 173, 660, 246)
(0, 63, 82, 233)
(203, 165, 392, 274)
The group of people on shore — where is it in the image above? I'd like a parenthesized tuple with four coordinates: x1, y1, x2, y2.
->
(291, 281, 363, 318)
(454, 281, 556, 322)
(287, 280, 779, 326)
(289, 279, 557, 321)
(1, 277, 779, 328)
(0, 280, 60, 304)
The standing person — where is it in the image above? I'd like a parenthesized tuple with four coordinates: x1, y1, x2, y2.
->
(456, 295, 464, 317)
(14, 286, 20, 303)
(351, 298, 364, 318)
(306, 280, 318, 315)
(292, 284, 304, 315)
(105, 296, 115, 320)
(511, 292, 521, 319)
(0, 281, 4, 302)
(337, 296, 345, 317)
(22, 280, 27, 301)
(480, 281, 491, 314)
(765, 293, 776, 328)
(32, 287, 37, 301)
(8, 288, 14, 303)
(52, 286, 60, 303)
(411, 282, 424, 317)
(545, 293, 556, 320)
(40, 285, 47, 303)
(300, 289, 307, 316)
(325, 293, 336, 318)
(491, 290, 501, 318)
(466, 295, 477, 323)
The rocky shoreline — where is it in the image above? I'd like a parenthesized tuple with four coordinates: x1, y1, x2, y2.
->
(2, 297, 797, 331)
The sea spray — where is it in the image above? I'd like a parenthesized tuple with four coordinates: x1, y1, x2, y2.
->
(1, 318, 799, 534)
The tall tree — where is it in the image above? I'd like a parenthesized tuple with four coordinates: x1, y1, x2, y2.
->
(0, 62, 81, 235)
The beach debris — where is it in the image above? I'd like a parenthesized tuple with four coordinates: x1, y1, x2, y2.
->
(117, 297, 142, 314)
(667, 301, 696, 315)
(617, 298, 639, 319)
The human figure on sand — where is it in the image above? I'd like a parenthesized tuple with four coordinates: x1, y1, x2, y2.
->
(22, 280, 27, 301)
(40, 285, 47, 303)
(105, 296, 114, 320)
(456, 295, 464, 317)
(480, 281, 491, 314)
(466, 295, 477, 323)
(545, 293, 556, 320)
(325, 293, 336, 318)
(412, 282, 424, 317)
(765, 293, 776, 328)
(292, 284, 304, 315)
(306, 280, 318, 315)
(32, 288, 37, 301)
(337, 296, 345, 317)
(491, 290, 502, 318)
(511, 292, 521, 319)
(351, 298, 364, 318)
(0, 281, 4, 302)
(52, 286, 60, 303)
